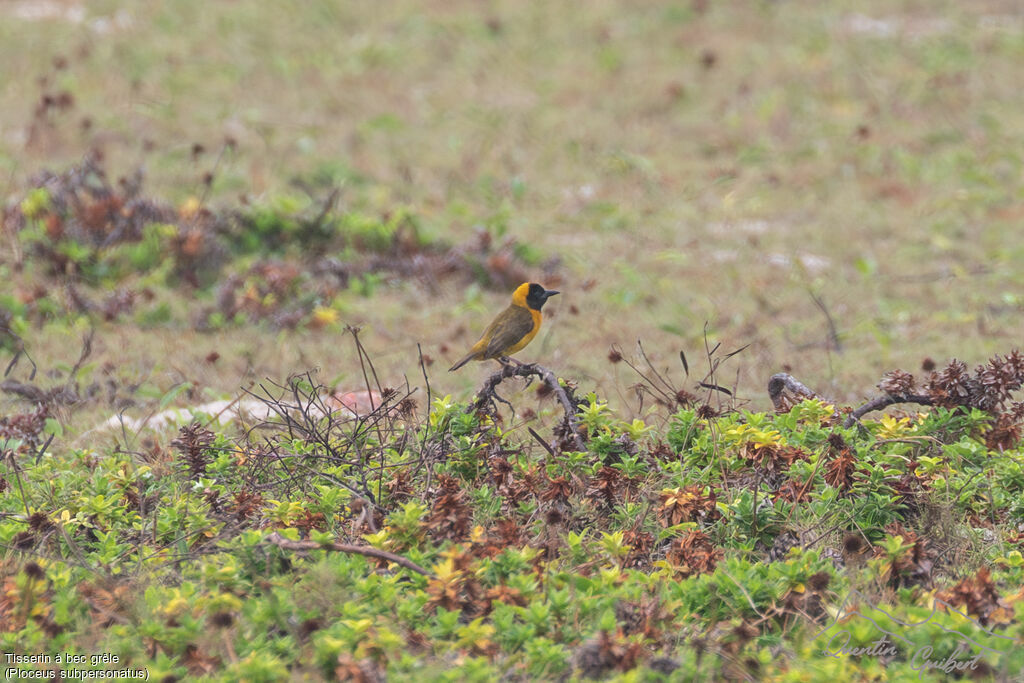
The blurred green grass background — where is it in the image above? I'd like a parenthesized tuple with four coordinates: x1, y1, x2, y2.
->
(2, 0, 1024, 415)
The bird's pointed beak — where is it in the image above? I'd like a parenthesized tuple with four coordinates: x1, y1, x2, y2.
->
(544, 290, 560, 299)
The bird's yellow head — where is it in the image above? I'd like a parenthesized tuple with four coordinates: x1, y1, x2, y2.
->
(512, 282, 560, 311)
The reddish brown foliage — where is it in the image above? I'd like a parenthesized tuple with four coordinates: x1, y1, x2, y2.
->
(485, 584, 528, 609)
(615, 597, 671, 642)
(291, 511, 328, 533)
(475, 520, 524, 559)
(384, 470, 414, 505)
(914, 352, 1024, 419)
(586, 466, 622, 509)
(824, 451, 856, 492)
(424, 549, 486, 616)
(0, 405, 49, 450)
(622, 529, 655, 569)
(574, 630, 646, 678)
(182, 644, 222, 677)
(334, 654, 383, 683)
(171, 422, 216, 481)
(937, 567, 1009, 627)
(657, 485, 719, 527)
(878, 369, 916, 395)
(540, 475, 574, 504)
(891, 465, 929, 516)
(874, 523, 934, 589)
(985, 414, 1021, 451)
(427, 475, 472, 543)
(775, 476, 813, 503)
(78, 579, 133, 628)
(743, 444, 808, 476)
(665, 530, 723, 578)
(231, 489, 264, 522)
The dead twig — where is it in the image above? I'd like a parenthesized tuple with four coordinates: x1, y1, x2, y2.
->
(843, 393, 935, 428)
(417, 343, 432, 414)
(528, 426, 556, 458)
(468, 362, 586, 452)
(0, 328, 93, 407)
(0, 380, 48, 403)
(767, 372, 936, 428)
(611, 341, 678, 412)
(264, 531, 433, 577)
(809, 290, 842, 353)
(67, 327, 95, 382)
(697, 325, 749, 413)
(2, 326, 37, 381)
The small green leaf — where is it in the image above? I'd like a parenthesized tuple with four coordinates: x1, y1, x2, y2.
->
(44, 418, 63, 437)
(159, 382, 191, 410)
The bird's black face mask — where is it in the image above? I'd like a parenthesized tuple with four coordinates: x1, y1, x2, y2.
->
(526, 283, 559, 311)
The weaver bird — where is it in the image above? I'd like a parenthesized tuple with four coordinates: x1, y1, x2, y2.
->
(448, 282, 560, 372)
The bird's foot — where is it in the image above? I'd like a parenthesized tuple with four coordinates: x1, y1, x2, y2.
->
(498, 357, 539, 372)
(498, 356, 531, 376)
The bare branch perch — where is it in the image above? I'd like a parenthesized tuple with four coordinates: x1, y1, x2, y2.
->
(264, 531, 433, 577)
(842, 393, 935, 428)
(469, 362, 587, 452)
(767, 372, 937, 428)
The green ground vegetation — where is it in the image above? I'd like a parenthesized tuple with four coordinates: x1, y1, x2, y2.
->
(1, 366, 1024, 680)
(2, 0, 1024, 680)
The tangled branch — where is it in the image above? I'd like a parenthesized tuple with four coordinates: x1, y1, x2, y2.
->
(469, 362, 587, 452)
(243, 372, 417, 509)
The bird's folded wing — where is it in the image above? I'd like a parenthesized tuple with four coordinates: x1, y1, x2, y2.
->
(483, 306, 535, 358)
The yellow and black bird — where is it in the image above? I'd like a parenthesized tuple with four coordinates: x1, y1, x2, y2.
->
(448, 282, 560, 372)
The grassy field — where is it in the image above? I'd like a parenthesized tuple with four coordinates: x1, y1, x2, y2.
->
(3, 0, 1024, 414)
(2, 0, 1024, 680)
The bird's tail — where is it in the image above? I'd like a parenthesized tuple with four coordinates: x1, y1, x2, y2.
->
(448, 352, 478, 372)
